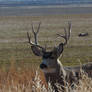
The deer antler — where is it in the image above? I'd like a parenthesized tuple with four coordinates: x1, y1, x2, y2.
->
(57, 22, 71, 46)
(27, 22, 45, 51)
(31, 22, 41, 44)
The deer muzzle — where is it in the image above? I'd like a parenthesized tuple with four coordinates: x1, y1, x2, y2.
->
(40, 63, 47, 69)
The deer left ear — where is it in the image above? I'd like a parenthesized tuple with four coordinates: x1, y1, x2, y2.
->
(31, 46, 43, 56)
(53, 43, 64, 57)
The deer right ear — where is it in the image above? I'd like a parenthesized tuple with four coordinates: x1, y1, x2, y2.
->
(31, 46, 43, 56)
(53, 43, 64, 57)
(57, 43, 64, 56)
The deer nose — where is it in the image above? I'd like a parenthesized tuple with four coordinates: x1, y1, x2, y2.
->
(40, 64, 47, 69)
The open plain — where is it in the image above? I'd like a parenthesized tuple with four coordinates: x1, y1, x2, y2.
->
(0, 5, 92, 92)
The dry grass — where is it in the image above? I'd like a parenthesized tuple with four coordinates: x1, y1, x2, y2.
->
(0, 60, 46, 92)
(0, 60, 91, 92)
(75, 74, 92, 92)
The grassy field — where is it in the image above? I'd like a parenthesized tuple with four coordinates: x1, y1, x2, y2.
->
(0, 7, 92, 91)
(0, 14, 92, 67)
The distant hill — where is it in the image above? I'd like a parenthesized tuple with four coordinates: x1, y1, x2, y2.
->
(0, 0, 92, 7)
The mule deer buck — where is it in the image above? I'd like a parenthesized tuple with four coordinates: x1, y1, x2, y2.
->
(27, 22, 92, 92)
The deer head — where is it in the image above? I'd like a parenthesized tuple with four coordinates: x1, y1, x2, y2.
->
(27, 22, 71, 73)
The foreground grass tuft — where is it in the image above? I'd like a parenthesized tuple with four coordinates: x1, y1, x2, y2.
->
(0, 62, 91, 92)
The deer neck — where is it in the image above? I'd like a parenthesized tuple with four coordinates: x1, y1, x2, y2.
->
(44, 59, 66, 83)
(57, 59, 66, 77)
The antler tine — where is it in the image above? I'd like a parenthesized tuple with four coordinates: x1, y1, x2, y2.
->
(31, 23, 35, 35)
(67, 22, 71, 40)
(63, 27, 68, 45)
(27, 22, 46, 51)
(57, 22, 71, 46)
(27, 31, 45, 50)
(37, 22, 41, 33)
(57, 29, 67, 45)
(57, 34, 66, 40)
(27, 32, 37, 46)
(31, 22, 41, 34)
(31, 22, 41, 45)
(27, 32, 31, 44)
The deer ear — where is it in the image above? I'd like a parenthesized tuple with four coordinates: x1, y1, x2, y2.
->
(31, 46, 43, 56)
(57, 43, 64, 57)
(53, 43, 64, 57)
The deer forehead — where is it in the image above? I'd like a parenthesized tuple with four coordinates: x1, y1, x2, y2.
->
(42, 52, 53, 59)
(42, 52, 57, 66)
